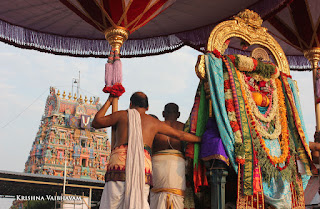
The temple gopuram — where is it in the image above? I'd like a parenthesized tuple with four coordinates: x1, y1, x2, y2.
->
(24, 87, 110, 181)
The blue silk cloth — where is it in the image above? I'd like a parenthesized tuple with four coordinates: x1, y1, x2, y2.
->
(257, 106, 292, 209)
(287, 78, 310, 189)
(205, 54, 237, 171)
(288, 78, 310, 144)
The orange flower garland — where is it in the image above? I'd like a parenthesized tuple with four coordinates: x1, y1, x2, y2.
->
(237, 70, 289, 165)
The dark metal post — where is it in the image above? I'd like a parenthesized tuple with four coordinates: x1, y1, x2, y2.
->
(206, 160, 228, 209)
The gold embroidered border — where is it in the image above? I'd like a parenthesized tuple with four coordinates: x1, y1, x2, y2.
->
(153, 152, 184, 159)
(151, 188, 185, 197)
(201, 154, 230, 166)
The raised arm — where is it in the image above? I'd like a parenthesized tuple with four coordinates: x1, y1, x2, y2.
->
(157, 121, 201, 143)
(92, 96, 119, 129)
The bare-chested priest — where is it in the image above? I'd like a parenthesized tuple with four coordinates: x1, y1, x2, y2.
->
(150, 103, 187, 209)
(92, 92, 200, 209)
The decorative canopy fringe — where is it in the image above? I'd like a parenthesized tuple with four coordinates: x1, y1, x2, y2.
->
(0, 0, 311, 72)
(0, 18, 183, 58)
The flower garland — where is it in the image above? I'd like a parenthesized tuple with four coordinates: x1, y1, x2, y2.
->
(240, 71, 279, 123)
(238, 70, 290, 165)
(223, 72, 245, 164)
(227, 54, 280, 80)
(238, 72, 281, 140)
(261, 78, 289, 165)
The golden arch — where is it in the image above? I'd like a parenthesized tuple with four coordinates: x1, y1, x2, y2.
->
(201, 9, 290, 76)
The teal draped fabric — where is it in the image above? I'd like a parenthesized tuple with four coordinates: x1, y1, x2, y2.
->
(287, 78, 311, 190)
(205, 53, 237, 171)
(258, 108, 292, 208)
(287, 78, 310, 143)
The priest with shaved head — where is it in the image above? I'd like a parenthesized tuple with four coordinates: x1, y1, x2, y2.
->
(92, 92, 200, 209)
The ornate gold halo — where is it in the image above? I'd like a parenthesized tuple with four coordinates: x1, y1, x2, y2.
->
(206, 9, 290, 75)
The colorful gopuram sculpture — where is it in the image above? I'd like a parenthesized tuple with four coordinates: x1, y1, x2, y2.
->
(24, 87, 110, 181)
(186, 10, 316, 209)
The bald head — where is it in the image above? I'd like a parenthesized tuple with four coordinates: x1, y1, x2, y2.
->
(130, 92, 149, 109)
(163, 103, 180, 121)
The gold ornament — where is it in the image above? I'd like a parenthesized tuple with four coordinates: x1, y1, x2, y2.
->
(304, 47, 320, 69)
(251, 47, 270, 62)
(62, 91, 66, 99)
(206, 9, 290, 75)
(195, 55, 206, 80)
(104, 27, 129, 52)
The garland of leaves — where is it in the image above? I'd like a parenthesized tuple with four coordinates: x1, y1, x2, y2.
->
(231, 54, 279, 79)
(237, 70, 296, 184)
(223, 71, 245, 164)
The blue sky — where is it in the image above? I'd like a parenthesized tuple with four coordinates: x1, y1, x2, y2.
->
(0, 41, 316, 208)
(0, 42, 201, 172)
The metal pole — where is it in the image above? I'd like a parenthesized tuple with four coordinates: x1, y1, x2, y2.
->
(207, 160, 228, 209)
(89, 188, 92, 209)
(82, 192, 84, 209)
(72, 79, 74, 97)
(312, 66, 320, 131)
(304, 48, 320, 131)
(111, 98, 119, 143)
(77, 71, 80, 97)
(55, 192, 57, 209)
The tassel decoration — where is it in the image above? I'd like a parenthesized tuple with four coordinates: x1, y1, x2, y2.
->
(111, 50, 125, 97)
(102, 49, 125, 97)
(113, 50, 122, 84)
(102, 50, 114, 93)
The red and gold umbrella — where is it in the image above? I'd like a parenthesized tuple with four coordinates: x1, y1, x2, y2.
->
(0, 0, 289, 58)
(0, 0, 292, 106)
(60, 0, 176, 34)
(0, 0, 290, 146)
(60, 0, 176, 111)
